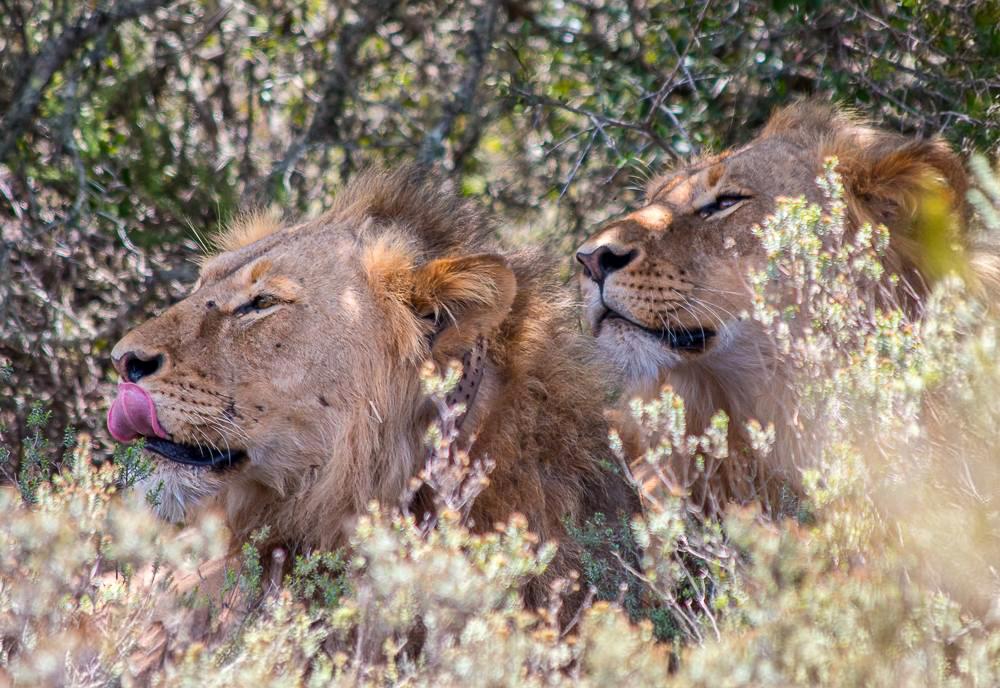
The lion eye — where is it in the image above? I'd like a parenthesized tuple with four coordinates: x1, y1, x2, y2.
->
(251, 294, 279, 310)
(235, 293, 280, 315)
(697, 194, 751, 219)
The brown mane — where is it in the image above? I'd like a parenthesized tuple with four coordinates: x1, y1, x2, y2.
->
(112, 166, 640, 625)
(576, 100, 990, 516)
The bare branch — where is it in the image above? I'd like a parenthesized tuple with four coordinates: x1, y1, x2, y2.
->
(257, 0, 402, 201)
(511, 86, 672, 152)
(643, 0, 713, 129)
(417, 0, 501, 165)
(0, 0, 170, 163)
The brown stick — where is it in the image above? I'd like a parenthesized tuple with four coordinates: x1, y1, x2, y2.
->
(417, 0, 502, 165)
(258, 0, 403, 201)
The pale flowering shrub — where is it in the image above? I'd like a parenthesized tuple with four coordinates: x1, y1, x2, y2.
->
(2, 161, 1000, 685)
(619, 160, 1000, 683)
(0, 441, 227, 686)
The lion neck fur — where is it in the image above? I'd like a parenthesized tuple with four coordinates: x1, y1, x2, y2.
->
(636, 320, 798, 514)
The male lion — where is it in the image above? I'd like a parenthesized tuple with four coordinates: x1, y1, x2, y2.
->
(107, 167, 639, 618)
(576, 101, 988, 515)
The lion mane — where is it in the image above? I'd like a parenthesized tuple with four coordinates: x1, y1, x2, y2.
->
(110, 166, 639, 616)
(576, 101, 996, 516)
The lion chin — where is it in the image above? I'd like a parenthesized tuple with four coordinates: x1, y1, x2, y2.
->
(594, 317, 683, 393)
(137, 461, 228, 524)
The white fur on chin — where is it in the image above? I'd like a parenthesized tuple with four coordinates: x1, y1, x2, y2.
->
(138, 458, 226, 524)
(596, 319, 682, 397)
(600, 318, 769, 405)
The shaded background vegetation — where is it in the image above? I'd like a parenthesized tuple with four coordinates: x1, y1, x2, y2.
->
(2, 0, 1000, 467)
(3, 2, 1000, 684)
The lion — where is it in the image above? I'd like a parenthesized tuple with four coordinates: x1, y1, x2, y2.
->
(107, 166, 639, 623)
(575, 101, 991, 516)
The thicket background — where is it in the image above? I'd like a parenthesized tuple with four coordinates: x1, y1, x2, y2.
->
(2, 0, 999, 459)
(3, 2, 1000, 685)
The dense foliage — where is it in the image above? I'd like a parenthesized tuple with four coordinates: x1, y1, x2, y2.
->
(3, 168, 1000, 684)
(2, 1, 1000, 685)
(3, 0, 1000, 449)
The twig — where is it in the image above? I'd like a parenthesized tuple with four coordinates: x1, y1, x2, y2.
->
(511, 86, 671, 151)
(417, 0, 501, 165)
(644, 0, 713, 128)
(0, 0, 170, 163)
(559, 127, 597, 199)
(257, 0, 402, 201)
(559, 585, 596, 638)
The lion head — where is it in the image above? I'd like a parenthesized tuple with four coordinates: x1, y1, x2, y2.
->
(108, 167, 637, 602)
(576, 102, 974, 511)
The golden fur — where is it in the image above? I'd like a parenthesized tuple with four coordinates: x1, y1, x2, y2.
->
(112, 167, 638, 615)
(577, 101, 988, 515)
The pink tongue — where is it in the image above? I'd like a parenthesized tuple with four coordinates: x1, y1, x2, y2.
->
(107, 382, 168, 442)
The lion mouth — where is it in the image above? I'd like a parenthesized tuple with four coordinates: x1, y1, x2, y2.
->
(598, 310, 716, 352)
(108, 383, 248, 470)
(144, 437, 248, 469)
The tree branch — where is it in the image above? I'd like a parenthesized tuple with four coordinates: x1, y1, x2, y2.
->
(258, 0, 402, 201)
(0, 0, 170, 163)
(511, 86, 672, 152)
(417, 0, 501, 165)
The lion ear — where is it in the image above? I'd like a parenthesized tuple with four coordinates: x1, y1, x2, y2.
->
(837, 137, 967, 228)
(834, 136, 968, 280)
(411, 253, 517, 356)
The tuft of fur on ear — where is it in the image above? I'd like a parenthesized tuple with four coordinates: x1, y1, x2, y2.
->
(827, 134, 969, 290)
(411, 254, 517, 358)
(831, 138, 967, 227)
(363, 232, 418, 297)
(765, 100, 970, 293)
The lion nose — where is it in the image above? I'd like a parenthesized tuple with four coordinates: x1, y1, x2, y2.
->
(113, 350, 167, 383)
(576, 246, 637, 283)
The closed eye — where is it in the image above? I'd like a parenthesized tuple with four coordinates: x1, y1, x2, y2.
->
(697, 194, 752, 219)
(234, 293, 282, 316)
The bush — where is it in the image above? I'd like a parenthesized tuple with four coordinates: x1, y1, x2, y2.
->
(2, 162, 999, 685)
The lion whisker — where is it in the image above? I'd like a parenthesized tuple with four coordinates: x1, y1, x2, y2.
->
(180, 406, 252, 450)
(687, 296, 740, 330)
(695, 286, 748, 298)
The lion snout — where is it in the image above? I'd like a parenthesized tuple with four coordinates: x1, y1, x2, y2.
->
(576, 244, 637, 283)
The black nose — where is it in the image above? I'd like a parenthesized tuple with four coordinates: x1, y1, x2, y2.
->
(576, 246, 637, 283)
(115, 351, 166, 382)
